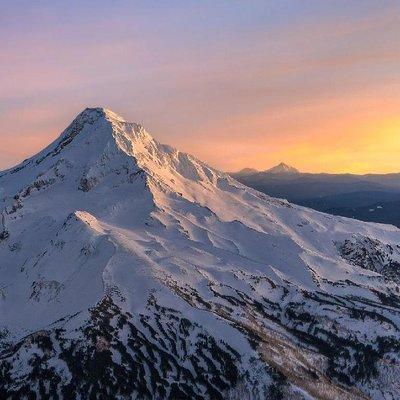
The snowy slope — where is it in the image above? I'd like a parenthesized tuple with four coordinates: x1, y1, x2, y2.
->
(1, 108, 400, 399)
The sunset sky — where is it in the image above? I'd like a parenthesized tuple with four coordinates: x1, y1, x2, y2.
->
(1, 0, 399, 173)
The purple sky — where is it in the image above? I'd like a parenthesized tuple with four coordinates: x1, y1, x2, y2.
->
(1, 1, 399, 173)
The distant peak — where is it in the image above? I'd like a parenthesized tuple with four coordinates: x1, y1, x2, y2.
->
(265, 162, 299, 174)
(235, 167, 259, 176)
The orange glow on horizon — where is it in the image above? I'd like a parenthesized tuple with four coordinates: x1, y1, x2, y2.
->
(1, 106, 399, 175)
(176, 92, 400, 174)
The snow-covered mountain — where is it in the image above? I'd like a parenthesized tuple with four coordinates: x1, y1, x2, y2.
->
(1, 108, 400, 399)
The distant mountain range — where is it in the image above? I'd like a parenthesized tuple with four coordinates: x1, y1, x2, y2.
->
(231, 163, 400, 227)
(235, 162, 299, 176)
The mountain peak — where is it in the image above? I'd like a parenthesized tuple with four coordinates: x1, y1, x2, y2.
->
(71, 107, 126, 125)
(54, 107, 129, 151)
(0, 107, 147, 180)
(265, 162, 299, 174)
